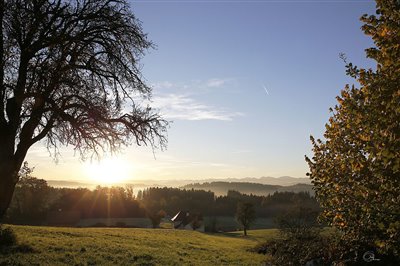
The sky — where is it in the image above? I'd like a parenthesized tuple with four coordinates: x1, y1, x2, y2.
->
(26, 0, 376, 183)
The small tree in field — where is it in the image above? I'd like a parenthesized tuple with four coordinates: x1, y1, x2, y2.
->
(147, 210, 166, 228)
(0, 0, 168, 220)
(306, 0, 400, 256)
(190, 212, 203, 231)
(236, 202, 256, 236)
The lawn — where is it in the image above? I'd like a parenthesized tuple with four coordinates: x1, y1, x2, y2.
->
(0, 225, 278, 265)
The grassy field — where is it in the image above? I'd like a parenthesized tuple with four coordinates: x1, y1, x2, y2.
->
(0, 225, 278, 265)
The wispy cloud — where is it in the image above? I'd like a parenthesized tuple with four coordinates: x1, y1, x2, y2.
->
(151, 81, 175, 90)
(151, 78, 234, 92)
(147, 78, 242, 121)
(206, 78, 230, 88)
(151, 94, 243, 121)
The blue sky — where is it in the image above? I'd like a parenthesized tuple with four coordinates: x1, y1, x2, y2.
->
(27, 0, 376, 182)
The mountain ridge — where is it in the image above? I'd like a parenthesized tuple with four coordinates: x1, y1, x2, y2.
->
(45, 176, 310, 189)
(182, 181, 313, 196)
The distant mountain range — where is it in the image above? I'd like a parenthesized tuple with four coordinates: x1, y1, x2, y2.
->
(182, 181, 313, 196)
(46, 176, 311, 190)
(45, 180, 99, 189)
(201, 176, 311, 186)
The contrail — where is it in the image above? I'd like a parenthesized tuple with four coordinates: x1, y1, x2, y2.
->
(263, 84, 269, 95)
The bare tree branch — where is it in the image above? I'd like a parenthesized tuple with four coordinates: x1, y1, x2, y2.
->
(0, 0, 168, 219)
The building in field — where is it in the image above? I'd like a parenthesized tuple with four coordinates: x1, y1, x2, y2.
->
(171, 210, 204, 232)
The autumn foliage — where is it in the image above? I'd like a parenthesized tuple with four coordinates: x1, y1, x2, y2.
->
(306, 0, 400, 256)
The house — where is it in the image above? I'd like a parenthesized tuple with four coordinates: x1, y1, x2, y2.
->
(171, 210, 204, 232)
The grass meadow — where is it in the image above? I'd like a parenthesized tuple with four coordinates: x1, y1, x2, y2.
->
(0, 225, 278, 265)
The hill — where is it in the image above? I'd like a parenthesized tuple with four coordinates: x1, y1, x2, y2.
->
(207, 176, 311, 186)
(0, 225, 276, 265)
(45, 176, 310, 189)
(182, 182, 314, 196)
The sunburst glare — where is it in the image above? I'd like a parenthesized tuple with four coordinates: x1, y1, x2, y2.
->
(85, 157, 132, 185)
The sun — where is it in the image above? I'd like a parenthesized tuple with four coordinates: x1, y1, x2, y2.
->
(85, 157, 132, 185)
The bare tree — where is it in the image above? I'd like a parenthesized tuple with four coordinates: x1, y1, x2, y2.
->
(0, 0, 168, 220)
(236, 202, 256, 236)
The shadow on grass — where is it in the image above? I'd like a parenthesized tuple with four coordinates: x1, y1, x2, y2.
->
(222, 230, 279, 238)
(0, 244, 37, 255)
(131, 254, 155, 266)
(0, 225, 37, 255)
(205, 231, 262, 241)
(202, 231, 244, 240)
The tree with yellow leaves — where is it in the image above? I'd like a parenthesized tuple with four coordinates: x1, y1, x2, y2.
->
(306, 0, 400, 257)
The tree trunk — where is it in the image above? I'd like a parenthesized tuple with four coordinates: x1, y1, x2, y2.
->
(0, 127, 30, 222)
(0, 157, 19, 222)
(244, 227, 247, 236)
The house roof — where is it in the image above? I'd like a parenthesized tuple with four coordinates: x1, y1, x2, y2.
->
(171, 211, 189, 222)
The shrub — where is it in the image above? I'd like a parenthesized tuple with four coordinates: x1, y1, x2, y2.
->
(259, 207, 338, 265)
(147, 210, 166, 228)
(91, 222, 107, 227)
(265, 234, 339, 265)
(0, 226, 17, 248)
(190, 213, 203, 231)
(115, 221, 127, 228)
(256, 230, 400, 266)
(13, 244, 35, 253)
(275, 207, 320, 240)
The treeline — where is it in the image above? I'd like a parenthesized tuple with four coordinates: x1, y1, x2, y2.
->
(6, 176, 145, 225)
(5, 176, 319, 225)
(141, 187, 319, 218)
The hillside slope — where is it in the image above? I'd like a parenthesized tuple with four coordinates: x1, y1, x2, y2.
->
(0, 225, 272, 265)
